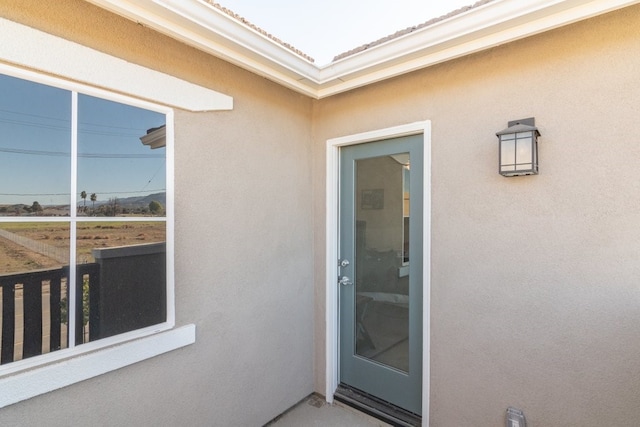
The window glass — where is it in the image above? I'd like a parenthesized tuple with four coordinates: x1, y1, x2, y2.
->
(0, 74, 71, 216)
(77, 94, 166, 218)
(0, 222, 70, 363)
(0, 72, 169, 366)
(76, 221, 166, 343)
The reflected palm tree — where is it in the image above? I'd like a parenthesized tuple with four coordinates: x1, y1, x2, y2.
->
(90, 193, 97, 214)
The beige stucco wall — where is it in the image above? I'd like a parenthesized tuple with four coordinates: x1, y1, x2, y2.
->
(0, 1, 314, 426)
(313, 4, 640, 426)
(2, 1, 640, 425)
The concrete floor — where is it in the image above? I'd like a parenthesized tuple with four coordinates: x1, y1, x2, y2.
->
(268, 394, 391, 427)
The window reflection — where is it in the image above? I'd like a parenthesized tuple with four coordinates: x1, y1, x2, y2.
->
(0, 74, 71, 216)
(0, 71, 169, 365)
(354, 153, 410, 372)
(77, 94, 166, 218)
(77, 221, 166, 342)
(0, 222, 70, 362)
(403, 165, 410, 265)
(76, 221, 165, 263)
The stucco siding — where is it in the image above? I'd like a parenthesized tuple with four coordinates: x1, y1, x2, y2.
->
(2, 0, 640, 425)
(0, 1, 314, 426)
(313, 5, 640, 426)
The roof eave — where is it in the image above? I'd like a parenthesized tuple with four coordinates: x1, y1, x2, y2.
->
(85, 0, 322, 97)
(317, 0, 640, 97)
(85, 0, 640, 99)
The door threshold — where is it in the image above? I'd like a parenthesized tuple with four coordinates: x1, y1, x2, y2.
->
(334, 384, 421, 427)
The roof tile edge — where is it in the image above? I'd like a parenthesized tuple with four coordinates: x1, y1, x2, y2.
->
(332, 0, 496, 62)
(204, 1, 315, 63)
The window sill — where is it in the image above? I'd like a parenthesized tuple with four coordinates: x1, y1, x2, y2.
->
(0, 324, 195, 408)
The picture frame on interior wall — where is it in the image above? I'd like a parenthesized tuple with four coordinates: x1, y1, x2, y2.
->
(361, 189, 384, 209)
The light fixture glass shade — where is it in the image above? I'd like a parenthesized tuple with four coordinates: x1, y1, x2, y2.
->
(496, 118, 540, 177)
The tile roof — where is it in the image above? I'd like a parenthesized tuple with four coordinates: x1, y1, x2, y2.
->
(205, 1, 316, 63)
(332, 0, 496, 61)
(210, 0, 495, 64)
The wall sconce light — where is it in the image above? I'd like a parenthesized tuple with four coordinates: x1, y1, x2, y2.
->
(496, 117, 540, 177)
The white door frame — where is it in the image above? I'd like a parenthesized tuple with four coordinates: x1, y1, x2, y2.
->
(325, 121, 432, 422)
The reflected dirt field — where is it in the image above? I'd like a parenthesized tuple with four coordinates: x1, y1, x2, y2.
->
(0, 222, 165, 272)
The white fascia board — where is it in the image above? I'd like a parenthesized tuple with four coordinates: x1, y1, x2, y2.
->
(84, 0, 640, 99)
(0, 17, 232, 112)
(316, 0, 640, 97)
(86, 0, 321, 97)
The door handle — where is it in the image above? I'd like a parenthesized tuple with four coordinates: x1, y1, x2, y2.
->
(338, 276, 353, 286)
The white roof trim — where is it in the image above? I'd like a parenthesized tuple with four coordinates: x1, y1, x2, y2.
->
(86, 0, 639, 99)
(0, 16, 232, 111)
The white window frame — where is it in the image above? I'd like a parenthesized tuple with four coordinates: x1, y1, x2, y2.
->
(0, 63, 194, 409)
(0, 15, 236, 405)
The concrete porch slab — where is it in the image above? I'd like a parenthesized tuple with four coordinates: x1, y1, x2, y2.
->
(267, 394, 391, 427)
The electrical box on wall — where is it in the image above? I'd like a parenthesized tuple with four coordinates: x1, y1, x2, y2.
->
(506, 407, 527, 427)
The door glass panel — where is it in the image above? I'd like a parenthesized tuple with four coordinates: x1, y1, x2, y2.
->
(354, 153, 410, 372)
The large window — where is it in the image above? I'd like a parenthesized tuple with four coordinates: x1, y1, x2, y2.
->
(0, 71, 172, 366)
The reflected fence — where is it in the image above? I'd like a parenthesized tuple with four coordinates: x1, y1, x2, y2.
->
(0, 229, 68, 264)
(0, 264, 99, 364)
(0, 242, 166, 366)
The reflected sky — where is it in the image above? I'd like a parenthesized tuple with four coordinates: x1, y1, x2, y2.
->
(0, 73, 71, 206)
(0, 73, 166, 210)
(78, 94, 166, 208)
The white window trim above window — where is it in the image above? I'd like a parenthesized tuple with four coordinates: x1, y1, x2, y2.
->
(0, 62, 194, 408)
(0, 17, 233, 112)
